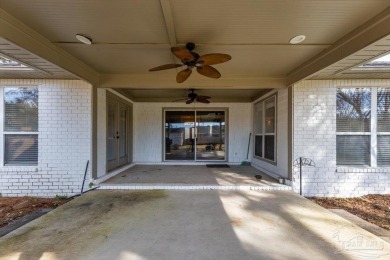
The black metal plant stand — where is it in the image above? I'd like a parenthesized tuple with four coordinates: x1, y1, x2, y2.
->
(293, 157, 316, 195)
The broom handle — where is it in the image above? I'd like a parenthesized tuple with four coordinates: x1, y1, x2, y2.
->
(246, 133, 251, 160)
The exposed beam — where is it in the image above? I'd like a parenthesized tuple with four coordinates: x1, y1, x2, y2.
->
(160, 0, 177, 46)
(287, 6, 390, 86)
(112, 88, 136, 101)
(99, 74, 286, 89)
(124, 97, 255, 103)
(55, 43, 172, 49)
(251, 89, 273, 102)
(55, 42, 330, 48)
(0, 8, 100, 85)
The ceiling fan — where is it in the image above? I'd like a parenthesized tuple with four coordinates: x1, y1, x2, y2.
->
(149, 42, 231, 83)
(173, 89, 211, 104)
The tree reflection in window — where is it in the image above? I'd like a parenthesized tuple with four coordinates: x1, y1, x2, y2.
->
(336, 88, 371, 132)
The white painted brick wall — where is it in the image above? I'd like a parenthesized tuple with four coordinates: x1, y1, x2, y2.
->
(133, 102, 251, 163)
(0, 79, 92, 197)
(293, 80, 390, 197)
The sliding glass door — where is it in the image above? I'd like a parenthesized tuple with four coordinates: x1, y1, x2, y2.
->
(164, 110, 226, 161)
(165, 111, 196, 161)
(196, 111, 225, 161)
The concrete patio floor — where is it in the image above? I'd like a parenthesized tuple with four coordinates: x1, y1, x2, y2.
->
(102, 165, 284, 188)
(0, 190, 389, 260)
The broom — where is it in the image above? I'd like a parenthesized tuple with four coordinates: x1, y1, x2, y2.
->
(241, 133, 251, 166)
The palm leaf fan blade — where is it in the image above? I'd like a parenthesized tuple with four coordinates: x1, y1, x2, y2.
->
(171, 47, 194, 62)
(176, 68, 192, 83)
(199, 54, 231, 65)
(196, 95, 211, 99)
(149, 64, 183, 71)
(196, 65, 221, 79)
(196, 98, 210, 104)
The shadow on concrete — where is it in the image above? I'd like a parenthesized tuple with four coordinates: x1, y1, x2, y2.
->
(1, 189, 384, 259)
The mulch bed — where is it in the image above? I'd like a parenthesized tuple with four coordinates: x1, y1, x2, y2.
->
(0, 196, 71, 228)
(308, 194, 390, 231)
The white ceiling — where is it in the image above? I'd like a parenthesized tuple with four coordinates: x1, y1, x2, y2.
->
(0, 0, 390, 89)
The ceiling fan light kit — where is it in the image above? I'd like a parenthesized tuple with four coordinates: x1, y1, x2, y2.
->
(149, 42, 231, 83)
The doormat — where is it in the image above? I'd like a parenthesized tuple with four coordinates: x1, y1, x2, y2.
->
(206, 164, 230, 168)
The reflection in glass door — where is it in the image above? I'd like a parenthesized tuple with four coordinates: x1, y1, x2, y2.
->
(165, 111, 196, 160)
(196, 111, 225, 161)
(164, 110, 226, 161)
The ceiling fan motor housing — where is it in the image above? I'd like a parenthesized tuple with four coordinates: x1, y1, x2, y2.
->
(186, 42, 196, 51)
(188, 92, 197, 99)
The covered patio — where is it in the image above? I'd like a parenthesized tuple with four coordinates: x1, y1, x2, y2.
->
(0, 1, 390, 198)
(99, 165, 290, 191)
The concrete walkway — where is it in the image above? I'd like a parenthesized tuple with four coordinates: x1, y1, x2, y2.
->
(0, 190, 389, 260)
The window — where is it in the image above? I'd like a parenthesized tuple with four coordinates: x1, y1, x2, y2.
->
(377, 88, 390, 166)
(253, 95, 276, 162)
(3, 87, 38, 165)
(336, 87, 390, 167)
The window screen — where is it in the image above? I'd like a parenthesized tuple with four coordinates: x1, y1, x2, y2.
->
(265, 99, 275, 133)
(4, 134, 38, 165)
(264, 135, 275, 161)
(336, 135, 370, 166)
(254, 136, 262, 157)
(253, 103, 263, 133)
(378, 136, 390, 166)
(378, 88, 390, 132)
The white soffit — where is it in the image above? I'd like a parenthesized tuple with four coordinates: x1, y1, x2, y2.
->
(308, 35, 390, 80)
(0, 38, 78, 79)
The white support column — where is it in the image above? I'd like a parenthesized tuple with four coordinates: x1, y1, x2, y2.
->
(371, 88, 377, 167)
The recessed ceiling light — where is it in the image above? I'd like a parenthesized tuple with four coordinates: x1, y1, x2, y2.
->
(290, 35, 306, 44)
(75, 34, 92, 45)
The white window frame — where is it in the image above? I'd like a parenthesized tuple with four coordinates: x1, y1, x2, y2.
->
(336, 86, 390, 167)
(376, 87, 390, 167)
(1, 86, 39, 166)
(253, 94, 277, 164)
(0, 88, 3, 166)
